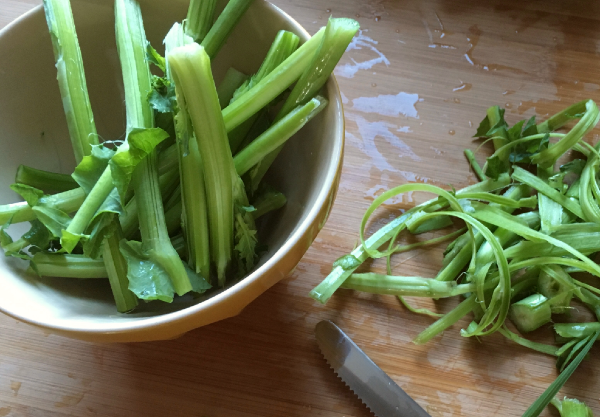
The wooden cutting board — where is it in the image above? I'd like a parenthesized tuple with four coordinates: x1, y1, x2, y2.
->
(1, 0, 600, 415)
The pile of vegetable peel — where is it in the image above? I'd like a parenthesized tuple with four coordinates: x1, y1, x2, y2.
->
(311, 100, 600, 416)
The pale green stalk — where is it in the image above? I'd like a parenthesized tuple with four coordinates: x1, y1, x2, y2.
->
(200, 0, 254, 59)
(42, 0, 98, 163)
(168, 43, 235, 285)
(185, 0, 216, 42)
(116, 0, 191, 295)
(165, 23, 211, 280)
(249, 17, 359, 191)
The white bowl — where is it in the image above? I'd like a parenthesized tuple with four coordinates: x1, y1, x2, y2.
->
(0, 0, 344, 342)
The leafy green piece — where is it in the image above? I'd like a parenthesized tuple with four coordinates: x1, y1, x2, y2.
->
(473, 114, 491, 137)
(146, 42, 165, 72)
(507, 119, 526, 142)
(522, 115, 538, 137)
(484, 154, 509, 180)
(119, 240, 175, 302)
(72, 144, 115, 193)
(148, 75, 175, 113)
(10, 184, 44, 207)
(22, 220, 52, 250)
(32, 205, 71, 237)
(109, 127, 170, 202)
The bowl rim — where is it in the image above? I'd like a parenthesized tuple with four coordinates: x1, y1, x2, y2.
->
(0, 0, 345, 335)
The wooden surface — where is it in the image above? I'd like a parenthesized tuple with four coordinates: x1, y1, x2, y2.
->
(2, 0, 600, 415)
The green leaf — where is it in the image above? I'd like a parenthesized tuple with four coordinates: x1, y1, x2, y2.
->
(507, 119, 526, 142)
(72, 144, 115, 194)
(522, 115, 537, 137)
(146, 42, 165, 72)
(0, 218, 14, 248)
(234, 212, 258, 275)
(473, 114, 491, 137)
(333, 254, 362, 271)
(10, 183, 44, 206)
(32, 206, 71, 238)
(484, 154, 508, 180)
(486, 108, 508, 136)
(109, 127, 170, 202)
(183, 262, 211, 294)
(148, 75, 176, 113)
(82, 188, 123, 259)
(119, 239, 175, 302)
(22, 220, 51, 250)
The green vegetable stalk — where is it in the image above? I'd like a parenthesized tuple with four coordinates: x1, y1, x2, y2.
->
(509, 294, 551, 333)
(248, 17, 360, 191)
(15, 165, 78, 193)
(185, 0, 216, 42)
(42, 0, 99, 163)
(221, 26, 326, 132)
(217, 67, 248, 109)
(165, 22, 211, 281)
(115, 0, 192, 296)
(550, 397, 594, 417)
(233, 96, 327, 175)
(168, 42, 237, 285)
(200, 0, 254, 59)
(228, 30, 300, 153)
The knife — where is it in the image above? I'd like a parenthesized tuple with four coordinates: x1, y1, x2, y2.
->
(315, 320, 431, 417)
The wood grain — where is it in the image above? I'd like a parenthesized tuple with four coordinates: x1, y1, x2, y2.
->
(1, 0, 600, 416)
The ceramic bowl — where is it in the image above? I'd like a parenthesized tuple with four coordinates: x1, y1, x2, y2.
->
(0, 0, 343, 342)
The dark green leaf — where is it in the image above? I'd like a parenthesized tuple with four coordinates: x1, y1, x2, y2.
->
(484, 154, 508, 180)
(10, 183, 44, 206)
(522, 115, 537, 137)
(22, 220, 51, 250)
(508, 119, 526, 142)
(560, 159, 586, 175)
(473, 115, 491, 138)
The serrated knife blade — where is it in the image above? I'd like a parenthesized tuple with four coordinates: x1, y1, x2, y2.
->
(315, 320, 431, 417)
